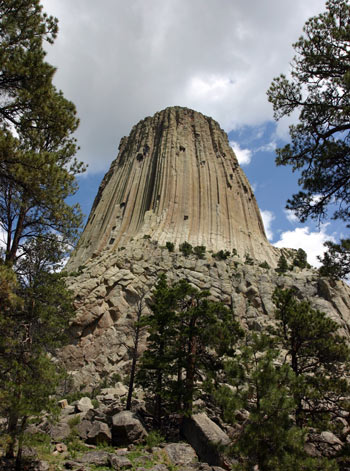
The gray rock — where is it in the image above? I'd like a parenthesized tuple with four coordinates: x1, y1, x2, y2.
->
(49, 422, 71, 441)
(75, 397, 93, 413)
(111, 410, 147, 445)
(109, 454, 133, 470)
(181, 413, 230, 467)
(79, 450, 111, 465)
(163, 442, 197, 466)
(77, 419, 112, 444)
(35, 461, 50, 471)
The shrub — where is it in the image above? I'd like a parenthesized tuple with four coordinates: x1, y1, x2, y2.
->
(179, 241, 193, 257)
(145, 430, 165, 449)
(213, 250, 230, 260)
(193, 245, 206, 259)
(165, 241, 175, 252)
(259, 261, 270, 269)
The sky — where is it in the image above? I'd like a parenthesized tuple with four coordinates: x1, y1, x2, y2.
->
(40, 0, 344, 268)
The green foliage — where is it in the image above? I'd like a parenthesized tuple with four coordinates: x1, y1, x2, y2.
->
(179, 241, 192, 257)
(218, 334, 304, 471)
(0, 240, 75, 460)
(273, 288, 349, 428)
(259, 261, 270, 269)
(267, 0, 350, 278)
(137, 275, 243, 422)
(217, 332, 340, 471)
(0, 1, 86, 264)
(232, 248, 238, 256)
(143, 234, 151, 239)
(145, 430, 165, 449)
(68, 415, 81, 429)
(212, 249, 230, 260)
(193, 245, 206, 259)
(165, 241, 174, 252)
(318, 239, 350, 279)
(293, 248, 309, 269)
(275, 254, 289, 273)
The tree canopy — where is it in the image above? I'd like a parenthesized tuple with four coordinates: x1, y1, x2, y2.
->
(0, 0, 85, 264)
(267, 0, 350, 277)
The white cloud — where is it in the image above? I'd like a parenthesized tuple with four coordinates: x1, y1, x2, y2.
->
(284, 209, 299, 224)
(230, 141, 252, 166)
(40, 0, 326, 173)
(273, 225, 335, 267)
(257, 141, 277, 152)
(261, 210, 275, 241)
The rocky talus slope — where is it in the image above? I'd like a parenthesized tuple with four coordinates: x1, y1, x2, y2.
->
(62, 240, 350, 388)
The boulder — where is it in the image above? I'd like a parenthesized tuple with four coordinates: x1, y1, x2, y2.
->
(163, 442, 197, 466)
(77, 419, 112, 444)
(111, 410, 147, 445)
(79, 450, 111, 466)
(109, 454, 133, 470)
(75, 396, 93, 413)
(49, 422, 71, 441)
(181, 413, 231, 467)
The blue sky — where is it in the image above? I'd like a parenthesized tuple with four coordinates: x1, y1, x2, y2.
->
(42, 0, 344, 267)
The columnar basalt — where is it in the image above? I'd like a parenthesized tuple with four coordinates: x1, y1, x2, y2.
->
(68, 107, 277, 271)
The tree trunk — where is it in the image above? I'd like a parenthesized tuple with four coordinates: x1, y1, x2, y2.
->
(5, 412, 18, 458)
(184, 336, 197, 415)
(15, 416, 27, 471)
(126, 327, 139, 410)
(6, 204, 26, 263)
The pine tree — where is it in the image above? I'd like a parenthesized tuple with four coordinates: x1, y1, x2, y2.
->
(276, 254, 289, 273)
(0, 236, 75, 466)
(272, 288, 349, 429)
(267, 0, 350, 278)
(293, 248, 309, 269)
(137, 275, 242, 424)
(0, 1, 85, 264)
(216, 333, 339, 471)
(136, 274, 180, 425)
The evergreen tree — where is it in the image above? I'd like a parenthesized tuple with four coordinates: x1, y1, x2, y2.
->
(137, 275, 242, 423)
(276, 254, 289, 273)
(293, 248, 309, 269)
(136, 274, 180, 425)
(0, 236, 75, 467)
(272, 288, 349, 429)
(216, 333, 339, 471)
(0, 3, 84, 466)
(267, 0, 350, 278)
(0, 0, 85, 263)
(318, 239, 350, 279)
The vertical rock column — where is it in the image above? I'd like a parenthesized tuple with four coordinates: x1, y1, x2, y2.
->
(68, 107, 276, 271)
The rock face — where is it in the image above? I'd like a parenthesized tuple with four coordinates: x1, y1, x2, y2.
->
(62, 107, 350, 387)
(68, 107, 277, 272)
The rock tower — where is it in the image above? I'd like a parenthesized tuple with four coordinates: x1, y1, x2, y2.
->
(68, 107, 277, 271)
(63, 107, 350, 388)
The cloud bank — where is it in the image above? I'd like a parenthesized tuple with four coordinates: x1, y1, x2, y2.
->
(42, 0, 326, 173)
(274, 225, 335, 268)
